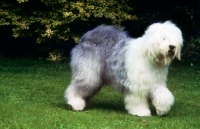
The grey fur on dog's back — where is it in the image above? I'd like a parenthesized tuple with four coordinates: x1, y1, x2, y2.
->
(69, 25, 131, 100)
(79, 25, 127, 45)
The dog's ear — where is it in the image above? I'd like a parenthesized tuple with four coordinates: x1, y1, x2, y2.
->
(176, 52, 181, 60)
(175, 47, 181, 60)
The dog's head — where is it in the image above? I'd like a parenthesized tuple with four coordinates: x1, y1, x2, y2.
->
(144, 21, 183, 65)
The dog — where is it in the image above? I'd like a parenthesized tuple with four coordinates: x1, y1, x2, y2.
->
(64, 21, 183, 116)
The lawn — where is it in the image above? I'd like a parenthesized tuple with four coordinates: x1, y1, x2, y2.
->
(0, 57, 199, 129)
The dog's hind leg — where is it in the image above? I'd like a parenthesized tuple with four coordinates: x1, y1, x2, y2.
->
(65, 77, 102, 111)
(65, 84, 87, 111)
(64, 49, 103, 111)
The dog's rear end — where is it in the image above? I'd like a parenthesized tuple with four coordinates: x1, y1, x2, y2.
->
(65, 25, 128, 110)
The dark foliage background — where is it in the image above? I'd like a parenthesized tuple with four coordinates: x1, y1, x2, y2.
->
(0, 0, 199, 62)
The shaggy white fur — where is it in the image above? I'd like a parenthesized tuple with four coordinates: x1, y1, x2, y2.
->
(65, 21, 183, 116)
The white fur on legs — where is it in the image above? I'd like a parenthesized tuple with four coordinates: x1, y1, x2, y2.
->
(67, 96, 86, 111)
(125, 94, 151, 116)
(149, 86, 174, 116)
(64, 86, 86, 111)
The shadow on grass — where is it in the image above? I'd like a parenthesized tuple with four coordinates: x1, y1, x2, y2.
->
(87, 101, 126, 113)
(53, 101, 181, 118)
(51, 98, 174, 117)
(52, 100, 126, 114)
(52, 99, 164, 116)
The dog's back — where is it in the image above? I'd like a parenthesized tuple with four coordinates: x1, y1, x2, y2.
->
(79, 25, 127, 46)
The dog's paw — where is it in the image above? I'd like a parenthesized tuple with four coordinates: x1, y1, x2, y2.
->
(68, 98, 86, 111)
(127, 105, 151, 117)
(129, 110, 152, 117)
(156, 109, 169, 116)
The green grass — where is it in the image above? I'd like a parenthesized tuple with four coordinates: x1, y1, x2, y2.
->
(0, 57, 200, 129)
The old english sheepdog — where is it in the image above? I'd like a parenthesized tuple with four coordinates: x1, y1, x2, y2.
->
(64, 21, 183, 116)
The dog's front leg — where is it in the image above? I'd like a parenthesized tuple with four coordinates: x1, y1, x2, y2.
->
(124, 93, 151, 116)
(149, 86, 174, 116)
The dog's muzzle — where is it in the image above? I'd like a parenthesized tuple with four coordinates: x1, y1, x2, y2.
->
(169, 45, 175, 50)
(168, 45, 175, 56)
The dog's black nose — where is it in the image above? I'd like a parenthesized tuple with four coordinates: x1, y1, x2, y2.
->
(169, 45, 175, 50)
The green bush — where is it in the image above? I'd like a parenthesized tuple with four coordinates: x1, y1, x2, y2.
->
(0, 0, 137, 43)
(182, 36, 200, 63)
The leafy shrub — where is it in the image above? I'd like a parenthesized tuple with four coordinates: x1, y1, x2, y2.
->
(182, 36, 200, 63)
(0, 0, 137, 43)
